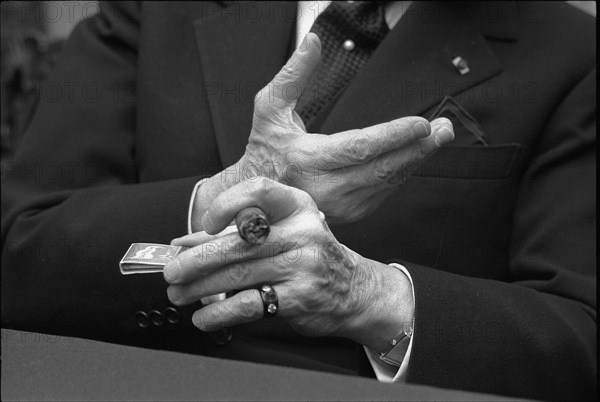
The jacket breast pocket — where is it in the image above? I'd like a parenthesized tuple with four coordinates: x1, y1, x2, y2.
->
(413, 144, 522, 180)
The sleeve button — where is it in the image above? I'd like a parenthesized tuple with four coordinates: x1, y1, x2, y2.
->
(149, 310, 165, 326)
(164, 307, 180, 324)
(135, 311, 150, 328)
(208, 328, 232, 346)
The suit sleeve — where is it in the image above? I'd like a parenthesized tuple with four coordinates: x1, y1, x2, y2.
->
(1, 2, 204, 345)
(402, 69, 596, 401)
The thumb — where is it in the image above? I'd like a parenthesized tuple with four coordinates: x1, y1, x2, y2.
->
(257, 32, 321, 112)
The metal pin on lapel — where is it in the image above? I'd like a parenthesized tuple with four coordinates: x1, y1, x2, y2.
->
(452, 56, 470, 75)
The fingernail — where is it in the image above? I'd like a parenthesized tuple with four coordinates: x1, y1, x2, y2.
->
(434, 127, 455, 146)
(298, 34, 310, 54)
(163, 259, 181, 282)
(412, 121, 429, 138)
(167, 286, 181, 304)
(192, 313, 206, 331)
(170, 237, 179, 245)
(433, 117, 452, 126)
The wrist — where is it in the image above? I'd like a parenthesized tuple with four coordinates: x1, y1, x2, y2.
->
(345, 257, 415, 354)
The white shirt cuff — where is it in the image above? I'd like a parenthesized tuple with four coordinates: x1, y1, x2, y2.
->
(363, 263, 415, 383)
(187, 178, 209, 234)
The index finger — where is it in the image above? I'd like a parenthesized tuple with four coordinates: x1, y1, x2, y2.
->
(255, 32, 321, 113)
(202, 177, 314, 235)
(309, 116, 432, 167)
(171, 225, 238, 247)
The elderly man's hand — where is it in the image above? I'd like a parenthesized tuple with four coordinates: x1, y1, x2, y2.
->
(198, 33, 453, 225)
(166, 178, 414, 353)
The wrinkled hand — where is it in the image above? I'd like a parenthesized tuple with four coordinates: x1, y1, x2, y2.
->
(204, 33, 454, 225)
(166, 178, 413, 351)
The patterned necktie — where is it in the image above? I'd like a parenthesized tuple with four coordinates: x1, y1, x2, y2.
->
(295, 1, 389, 127)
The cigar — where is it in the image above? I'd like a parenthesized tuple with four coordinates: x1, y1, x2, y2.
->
(235, 206, 270, 244)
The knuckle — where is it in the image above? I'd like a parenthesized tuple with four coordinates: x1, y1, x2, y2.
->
(298, 281, 323, 309)
(252, 176, 276, 197)
(190, 247, 205, 266)
(312, 210, 328, 231)
(346, 137, 372, 163)
(373, 158, 397, 183)
(228, 263, 248, 283)
(276, 256, 296, 274)
(237, 293, 259, 319)
(318, 210, 327, 223)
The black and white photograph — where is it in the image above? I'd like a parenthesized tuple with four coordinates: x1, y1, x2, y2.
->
(1, 1, 596, 401)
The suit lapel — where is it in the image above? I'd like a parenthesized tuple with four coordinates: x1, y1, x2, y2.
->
(318, 1, 511, 134)
(194, 1, 296, 168)
(194, 1, 518, 163)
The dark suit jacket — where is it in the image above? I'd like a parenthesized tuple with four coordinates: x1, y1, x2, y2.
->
(1, 2, 596, 400)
